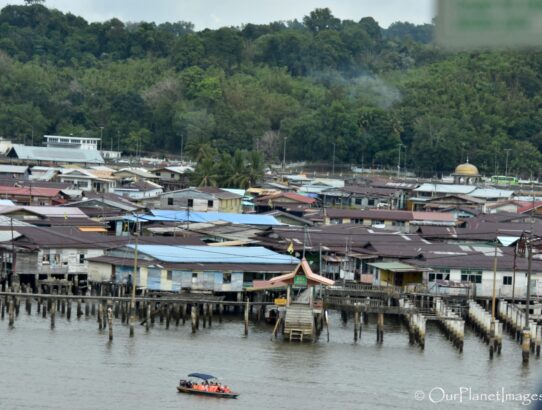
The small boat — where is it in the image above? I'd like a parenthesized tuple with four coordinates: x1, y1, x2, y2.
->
(177, 373, 239, 399)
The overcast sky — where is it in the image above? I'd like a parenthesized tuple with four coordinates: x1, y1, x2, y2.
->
(0, 0, 434, 29)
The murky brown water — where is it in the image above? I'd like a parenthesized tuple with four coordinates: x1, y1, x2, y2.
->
(1, 308, 540, 409)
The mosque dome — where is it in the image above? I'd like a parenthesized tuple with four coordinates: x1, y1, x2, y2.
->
(454, 162, 479, 176)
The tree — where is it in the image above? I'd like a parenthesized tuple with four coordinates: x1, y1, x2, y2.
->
(24, 0, 45, 5)
(303, 8, 340, 33)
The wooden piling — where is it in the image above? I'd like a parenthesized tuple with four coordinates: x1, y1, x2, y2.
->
(108, 307, 113, 341)
(8, 297, 14, 327)
(219, 303, 224, 323)
(208, 304, 213, 328)
(166, 305, 171, 330)
(25, 295, 31, 315)
(244, 298, 250, 336)
(175, 304, 180, 327)
(145, 303, 151, 332)
(113, 301, 119, 319)
(67, 300, 72, 321)
(50, 299, 56, 329)
(202, 303, 207, 328)
(522, 329, 531, 364)
(181, 304, 186, 325)
(354, 304, 361, 342)
(77, 300, 82, 319)
(376, 312, 384, 343)
(98, 303, 103, 330)
(341, 310, 348, 324)
(191, 305, 197, 334)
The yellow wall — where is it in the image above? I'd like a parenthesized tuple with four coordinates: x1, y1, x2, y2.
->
(218, 198, 242, 213)
(380, 269, 422, 286)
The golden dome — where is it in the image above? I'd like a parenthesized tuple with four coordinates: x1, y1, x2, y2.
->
(454, 162, 479, 176)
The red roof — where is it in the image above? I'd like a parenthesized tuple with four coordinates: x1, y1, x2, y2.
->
(258, 192, 316, 205)
(0, 186, 62, 197)
(517, 201, 542, 214)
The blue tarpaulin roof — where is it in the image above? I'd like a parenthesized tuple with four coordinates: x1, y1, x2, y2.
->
(125, 210, 282, 226)
(187, 373, 216, 380)
(126, 245, 299, 264)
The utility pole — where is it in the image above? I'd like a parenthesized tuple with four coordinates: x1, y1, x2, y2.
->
(10, 216, 15, 288)
(99, 126, 104, 151)
(282, 136, 287, 173)
(180, 134, 184, 163)
(129, 214, 140, 338)
(332, 143, 336, 175)
(504, 149, 511, 177)
(397, 144, 403, 178)
(302, 225, 307, 259)
(489, 231, 498, 358)
(31, 126, 34, 146)
(522, 189, 535, 363)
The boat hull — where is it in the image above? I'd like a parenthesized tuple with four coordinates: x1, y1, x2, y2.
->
(177, 386, 239, 399)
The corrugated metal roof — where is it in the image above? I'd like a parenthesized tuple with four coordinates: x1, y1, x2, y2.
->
(415, 184, 476, 194)
(470, 188, 514, 199)
(127, 244, 299, 264)
(0, 165, 28, 173)
(8, 144, 104, 164)
(367, 262, 423, 271)
(142, 210, 282, 226)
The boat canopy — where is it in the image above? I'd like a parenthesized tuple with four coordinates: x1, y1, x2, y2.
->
(188, 373, 217, 380)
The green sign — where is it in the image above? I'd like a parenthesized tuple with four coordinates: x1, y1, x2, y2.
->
(293, 275, 307, 288)
(437, 0, 542, 49)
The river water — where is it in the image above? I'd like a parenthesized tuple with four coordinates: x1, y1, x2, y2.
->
(1, 308, 540, 410)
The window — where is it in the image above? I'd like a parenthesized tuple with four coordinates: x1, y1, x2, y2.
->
(79, 254, 85, 264)
(223, 272, 231, 284)
(156, 172, 161, 177)
(171, 173, 175, 178)
(429, 272, 450, 282)
(187, 199, 194, 208)
(503, 276, 512, 285)
(192, 272, 198, 280)
(207, 200, 214, 208)
(167, 198, 173, 206)
(461, 270, 482, 284)
(355, 198, 362, 205)
(42, 254, 50, 264)
(368, 199, 375, 206)
(167, 271, 172, 280)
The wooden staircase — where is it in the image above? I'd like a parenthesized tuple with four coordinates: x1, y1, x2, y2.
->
(284, 303, 315, 342)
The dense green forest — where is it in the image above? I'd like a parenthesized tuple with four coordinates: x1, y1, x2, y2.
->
(1, 3, 542, 178)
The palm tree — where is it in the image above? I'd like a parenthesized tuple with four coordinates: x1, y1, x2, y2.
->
(191, 156, 218, 187)
(247, 150, 264, 187)
(185, 141, 216, 163)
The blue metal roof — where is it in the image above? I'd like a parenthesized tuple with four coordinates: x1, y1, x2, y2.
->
(126, 245, 299, 264)
(141, 210, 282, 226)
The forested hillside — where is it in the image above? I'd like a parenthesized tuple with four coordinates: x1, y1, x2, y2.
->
(1, 3, 542, 177)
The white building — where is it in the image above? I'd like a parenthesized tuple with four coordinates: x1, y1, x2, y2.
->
(45, 135, 100, 150)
